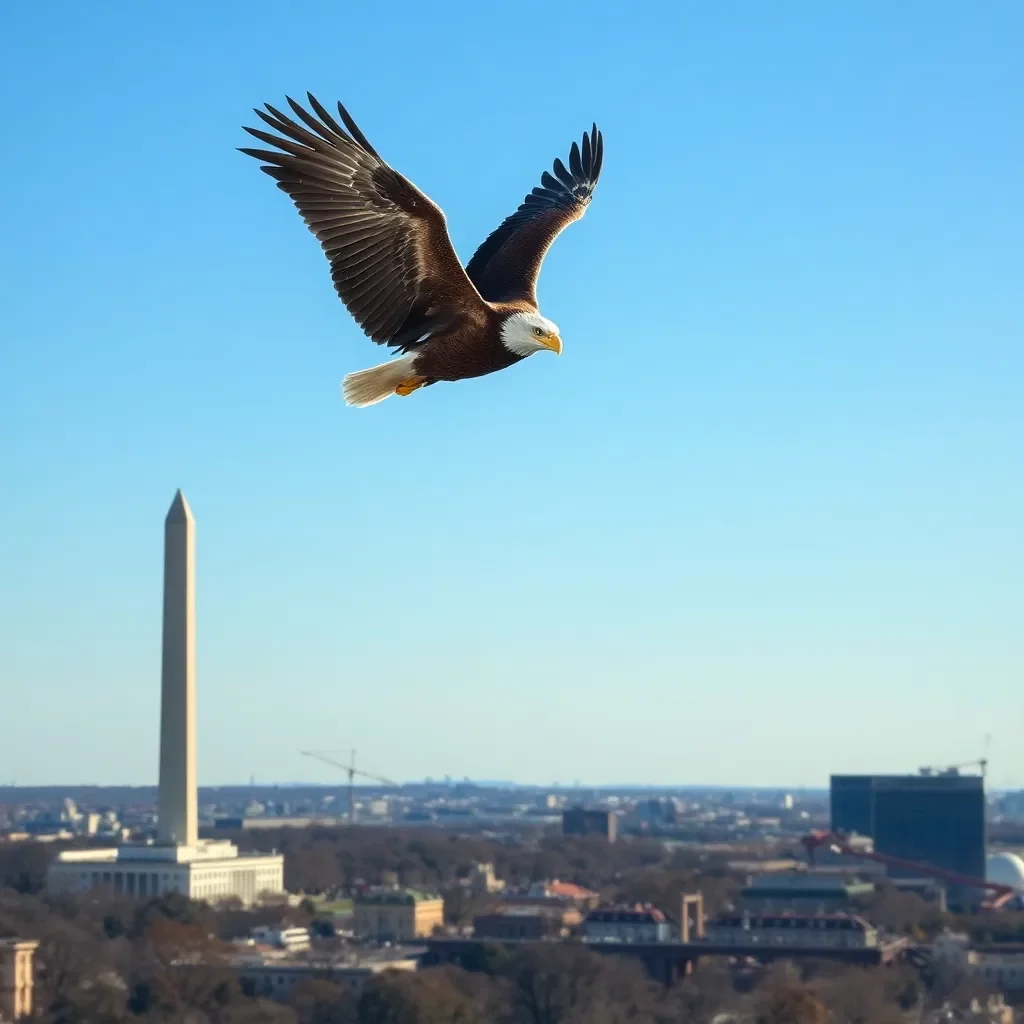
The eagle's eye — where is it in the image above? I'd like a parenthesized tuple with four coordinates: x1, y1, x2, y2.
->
(533, 327, 544, 337)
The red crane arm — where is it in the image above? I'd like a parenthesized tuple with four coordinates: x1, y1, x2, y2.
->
(800, 830, 1015, 909)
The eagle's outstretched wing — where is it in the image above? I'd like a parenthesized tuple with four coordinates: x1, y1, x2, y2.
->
(241, 94, 487, 353)
(465, 126, 604, 307)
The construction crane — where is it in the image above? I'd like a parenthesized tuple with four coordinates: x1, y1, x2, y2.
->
(800, 830, 1016, 911)
(920, 737, 992, 779)
(917, 758, 988, 779)
(301, 749, 397, 824)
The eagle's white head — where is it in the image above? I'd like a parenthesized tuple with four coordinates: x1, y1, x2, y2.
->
(500, 311, 563, 359)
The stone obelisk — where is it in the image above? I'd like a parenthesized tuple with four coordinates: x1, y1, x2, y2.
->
(157, 489, 198, 847)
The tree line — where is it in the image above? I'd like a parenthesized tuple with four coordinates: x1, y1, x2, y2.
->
(1, 881, 932, 1024)
(0, 828, 1017, 1021)
(5, 828, 1024, 945)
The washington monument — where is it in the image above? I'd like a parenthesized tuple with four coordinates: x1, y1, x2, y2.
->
(48, 489, 284, 902)
(157, 489, 198, 846)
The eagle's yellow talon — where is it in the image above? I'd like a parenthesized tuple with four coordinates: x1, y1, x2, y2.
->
(395, 378, 424, 397)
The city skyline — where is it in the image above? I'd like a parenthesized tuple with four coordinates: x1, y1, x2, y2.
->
(3, 2, 1022, 788)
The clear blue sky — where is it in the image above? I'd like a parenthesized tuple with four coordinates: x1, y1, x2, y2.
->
(3, 1, 1022, 789)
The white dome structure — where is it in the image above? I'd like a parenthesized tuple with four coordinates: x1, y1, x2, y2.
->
(986, 852, 1024, 896)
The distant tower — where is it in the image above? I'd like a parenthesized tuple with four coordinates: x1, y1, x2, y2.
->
(157, 490, 198, 847)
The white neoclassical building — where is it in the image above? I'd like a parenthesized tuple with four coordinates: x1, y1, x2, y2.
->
(48, 838, 283, 905)
(48, 491, 284, 906)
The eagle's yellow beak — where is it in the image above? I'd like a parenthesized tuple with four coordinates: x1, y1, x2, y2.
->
(540, 332, 563, 356)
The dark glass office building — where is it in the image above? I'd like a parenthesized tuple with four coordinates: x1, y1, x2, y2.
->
(830, 775, 876, 837)
(830, 773, 986, 910)
(562, 806, 617, 843)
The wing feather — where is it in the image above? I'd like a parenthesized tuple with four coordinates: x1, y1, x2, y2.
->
(464, 125, 604, 306)
(568, 141, 584, 180)
(240, 93, 487, 351)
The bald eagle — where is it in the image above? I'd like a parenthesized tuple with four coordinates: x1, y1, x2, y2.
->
(240, 94, 603, 407)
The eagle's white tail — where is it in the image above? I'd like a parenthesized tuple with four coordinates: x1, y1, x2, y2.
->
(341, 352, 420, 408)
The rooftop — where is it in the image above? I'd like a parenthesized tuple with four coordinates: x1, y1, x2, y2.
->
(513, 879, 598, 902)
(587, 903, 668, 923)
(744, 873, 875, 897)
(478, 904, 571, 919)
(355, 888, 441, 906)
(713, 913, 874, 930)
(547, 881, 597, 899)
(229, 948, 425, 971)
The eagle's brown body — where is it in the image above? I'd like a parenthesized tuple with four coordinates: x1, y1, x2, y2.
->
(412, 301, 531, 382)
(240, 94, 603, 406)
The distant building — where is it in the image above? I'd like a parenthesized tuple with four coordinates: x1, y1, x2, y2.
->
(467, 862, 504, 895)
(49, 840, 283, 905)
(582, 904, 672, 943)
(403, 811, 434, 824)
(889, 876, 948, 911)
(213, 816, 344, 831)
(740, 873, 876, 914)
(704, 913, 878, 950)
(947, 996, 1014, 1024)
(808, 833, 884, 875)
(474, 905, 574, 940)
(830, 772, 986, 909)
(353, 889, 444, 941)
(229, 952, 419, 1001)
(636, 798, 678, 828)
(999, 791, 1024, 820)
(966, 952, 1024, 996)
(0, 938, 38, 1021)
(986, 852, 1024, 907)
(562, 807, 616, 842)
(504, 879, 600, 911)
(930, 932, 1024, 999)
(727, 858, 801, 875)
(528, 879, 599, 906)
(250, 926, 310, 952)
(830, 776, 876, 837)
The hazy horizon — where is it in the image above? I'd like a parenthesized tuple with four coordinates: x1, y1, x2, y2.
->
(0, 779, 832, 793)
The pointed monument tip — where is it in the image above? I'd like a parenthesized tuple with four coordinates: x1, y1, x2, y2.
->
(166, 489, 194, 524)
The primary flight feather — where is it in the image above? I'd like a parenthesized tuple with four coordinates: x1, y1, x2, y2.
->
(240, 94, 603, 407)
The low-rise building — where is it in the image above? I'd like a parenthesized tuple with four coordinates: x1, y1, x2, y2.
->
(740, 872, 876, 914)
(727, 858, 801, 875)
(890, 877, 947, 910)
(582, 904, 672, 943)
(510, 901, 582, 931)
(473, 905, 576, 940)
(931, 932, 1024, 997)
(969, 953, 1024, 995)
(704, 913, 878, 950)
(48, 839, 284, 907)
(467, 862, 505, 895)
(0, 938, 38, 1021)
(249, 927, 311, 952)
(501, 880, 600, 913)
(927, 996, 1013, 1023)
(353, 889, 444, 941)
(229, 951, 419, 1001)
